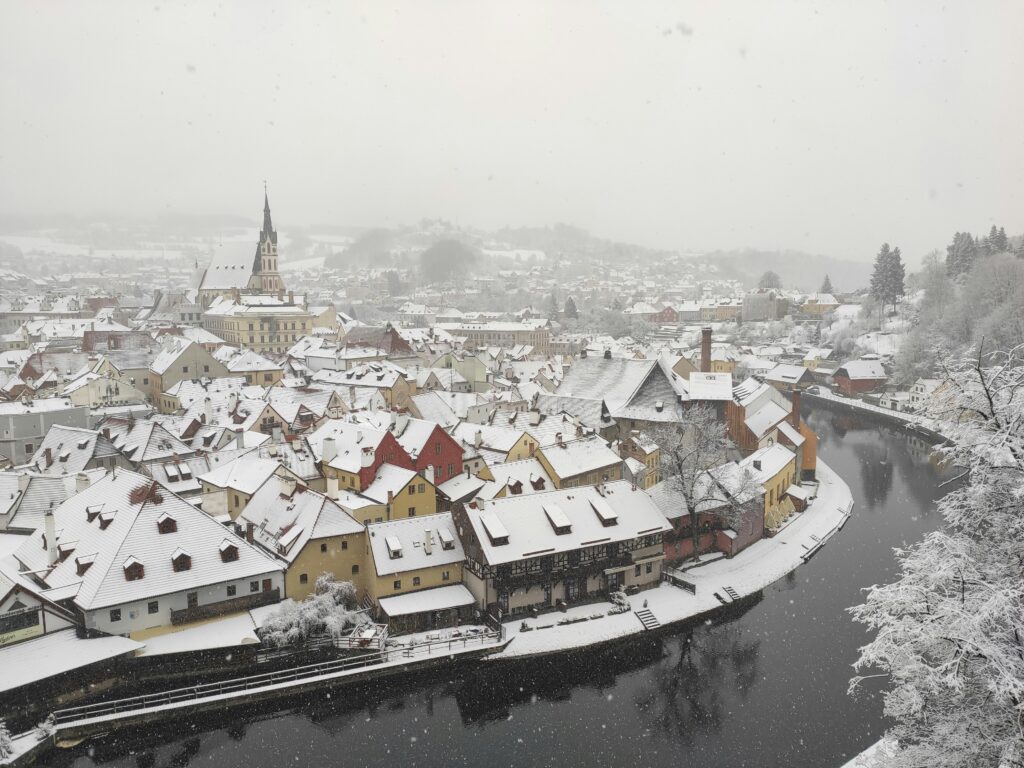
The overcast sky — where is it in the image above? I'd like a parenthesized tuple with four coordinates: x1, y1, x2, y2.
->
(1, 1, 1022, 262)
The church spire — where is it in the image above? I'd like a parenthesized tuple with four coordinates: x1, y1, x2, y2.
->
(262, 182, 274, 235)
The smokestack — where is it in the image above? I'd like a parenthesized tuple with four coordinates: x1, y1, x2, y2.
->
(425, 465, 435, 486)
(327, 475, 339, 500)
(423, 529, 433, 555)
(791, 389, 802, 429)
(322, 436, 338, 463)
(44, 447, 53, 468)
(361, 446, 374, 468)
(44, 510, 57, 566)
(701, 327, 712, 373)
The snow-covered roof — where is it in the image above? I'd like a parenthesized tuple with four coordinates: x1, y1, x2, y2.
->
(13, 470, 282, 611)
(377, 584, 475, 617)
(367, 512, 464, 576)
(463, 481, 671, 566)
(836, 359, 887, 380)
(687, 372, 733, 401)
(744, 401, 790, 440)
(537, 436, 622, 480)
(198, 456, 283, 494)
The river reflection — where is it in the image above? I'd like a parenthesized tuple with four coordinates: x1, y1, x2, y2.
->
(57, 411, 948, 768)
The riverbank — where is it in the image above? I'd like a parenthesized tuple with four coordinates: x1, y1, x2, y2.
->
(804, 387, 946, 442)
(489, 458, 853, 659)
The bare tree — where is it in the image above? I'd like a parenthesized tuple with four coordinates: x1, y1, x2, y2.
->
(654, 405, 762, 562)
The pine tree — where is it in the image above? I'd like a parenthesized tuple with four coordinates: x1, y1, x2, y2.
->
(546, 290, 559, 318)
(820, 274, 834, 294)
(870, 243, 892, 304)
(889, 246, 905, 312)
(563, 296, 579, 319)
(992, 226, 1009, 254)
(946, 232, 977, 277)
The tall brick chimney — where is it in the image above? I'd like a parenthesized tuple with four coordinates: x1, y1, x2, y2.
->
(700, 327, 712, 373)
(791, 389, 801, 428)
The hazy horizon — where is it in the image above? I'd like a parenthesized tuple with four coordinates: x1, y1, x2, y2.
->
(1, 1, 1022, 262)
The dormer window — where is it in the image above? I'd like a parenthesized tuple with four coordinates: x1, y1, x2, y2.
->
(57, 541, 77, 561)
(385, 536, 403, 560)
(86, 504, 103, 523)
(99, 510, 116, 530)
(438, 528, 456, 551)
(543, 504, 572, 535)
(76, 553, 96, 576)
(219, 540, 239, 563)
(171, 548, 192, 572)
(157, 513, 177, 534)
(123, 556, 145, 581)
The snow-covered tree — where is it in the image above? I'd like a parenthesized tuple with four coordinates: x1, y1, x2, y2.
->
(870, 243, 905, 315)
(0, 719, 12, 759)
(564, 296, 579, 319)
(820, 274, 834, 294)
(849, 343, 1024, 768)
(655, 405, 761, 561)
(946, 231, 978, 277)
(758, 270, 781, 290)
(258, 574, 368, 648)
(34, 714, 54, 740)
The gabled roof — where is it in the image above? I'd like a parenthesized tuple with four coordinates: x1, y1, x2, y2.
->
(13, 470, 281, 611)
(462, 481, 670, 566)
(367, 512, 464, 576)
(537, 435, 622, 480)
(198, 456, 283, 494)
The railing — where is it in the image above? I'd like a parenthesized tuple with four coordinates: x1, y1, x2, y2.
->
(661, 568, 697, 594)
(170, 589, 280, 626)
(52, 627, 502, 728)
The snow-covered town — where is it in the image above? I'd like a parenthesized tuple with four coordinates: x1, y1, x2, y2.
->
(2, 4, 1022, 768)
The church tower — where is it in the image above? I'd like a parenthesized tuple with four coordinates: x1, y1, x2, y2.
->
(249, 188, 285, 294)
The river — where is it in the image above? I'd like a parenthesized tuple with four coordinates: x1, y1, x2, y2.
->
(56, 410, 947, 768)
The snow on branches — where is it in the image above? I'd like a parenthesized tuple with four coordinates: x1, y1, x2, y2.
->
(849, 343, 1024, 768)
(258, 574, 369, 648)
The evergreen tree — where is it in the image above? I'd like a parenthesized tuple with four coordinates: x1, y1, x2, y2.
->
(946, 232, 977, 277)
(758, 270, 781, 290)
(546, 290, 559, 318)
(870, 242, 892, 304)
(819, 274, 834, 294)
(563, 296, 579, 319)
(870, 243, 905, 315)
(992, 226, 1009, 254)
(890, 246, 906, 312)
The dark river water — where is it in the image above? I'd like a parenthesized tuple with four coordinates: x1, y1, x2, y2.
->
(58, 410, 946, 768)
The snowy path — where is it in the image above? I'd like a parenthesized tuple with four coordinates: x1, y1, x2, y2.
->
(490, 459, 853, 659)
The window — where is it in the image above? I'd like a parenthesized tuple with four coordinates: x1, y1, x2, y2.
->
(109, 608, 121, 622)
(351, 564, 359, 575)
(227, 584, 236, 597)
(413, 576, 421, 586)
(24, 443, 33, 454)
(250, 581, 259, 593)
(182, 365, 189, 373)
(203, 365, 210, 373)
(320, 542, 328, 553)
(187, 592, 198, 608)
(147, 601, 158, 614)
(635, 564, 642, 577)
(442, 570, 450, 581)
(408, 507, 416, 517)
(233, 494, 240, 507)
(299, 573, 308, 584)
(418, 483, 425, 493)
(143, 378, 149, 386)
(393, 580, 401, 591)
(341, 540, 348, 550)
(646, 562, 653, 574)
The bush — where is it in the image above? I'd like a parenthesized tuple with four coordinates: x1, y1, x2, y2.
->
(258, 574, 367, 648)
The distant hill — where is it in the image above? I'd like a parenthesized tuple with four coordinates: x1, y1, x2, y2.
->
(701, 249, 871, 292)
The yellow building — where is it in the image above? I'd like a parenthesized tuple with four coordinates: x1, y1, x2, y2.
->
(237, 476, 366, 601)
(364, 513, 466, 612)
(740, 443, 798, 531)
(535, 435, 625, 489)
(361, 465, 438, 519)
(203, 293, 313, 356)
(198, 456, 303, 520)
(618, 431, 661, 488)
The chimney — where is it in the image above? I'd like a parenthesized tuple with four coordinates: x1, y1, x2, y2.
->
(791, 389, 802, 429)
(425, 465, 435, 486)
(701, 327, 712, 373)
(272, 425, 282, 443)
(466, 466, 471, 478)
(603, 349, 611, 360)
(322, 437, 338, 463)
(288, 290, 295, 305)
(44, 447, 53, 468)
(474, 430, 483, 449)
(246, 522, 255, 543)
(235, 428, 245, 449)
(227, 393, 238, 413)
(387, 490, 394, 506)
(44, 510, 57, 566)
(361, 446, 374, 468)
(326, 475, 340, 500)
(556, 431, 564, 447)
(203, 396, 213, 425)
(76, 472, 91, 494)
(423, 529, 433, 555)
(17, 473, 30, 494)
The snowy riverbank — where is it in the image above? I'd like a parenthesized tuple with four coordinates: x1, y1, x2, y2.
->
(490, 458, 854, 659)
